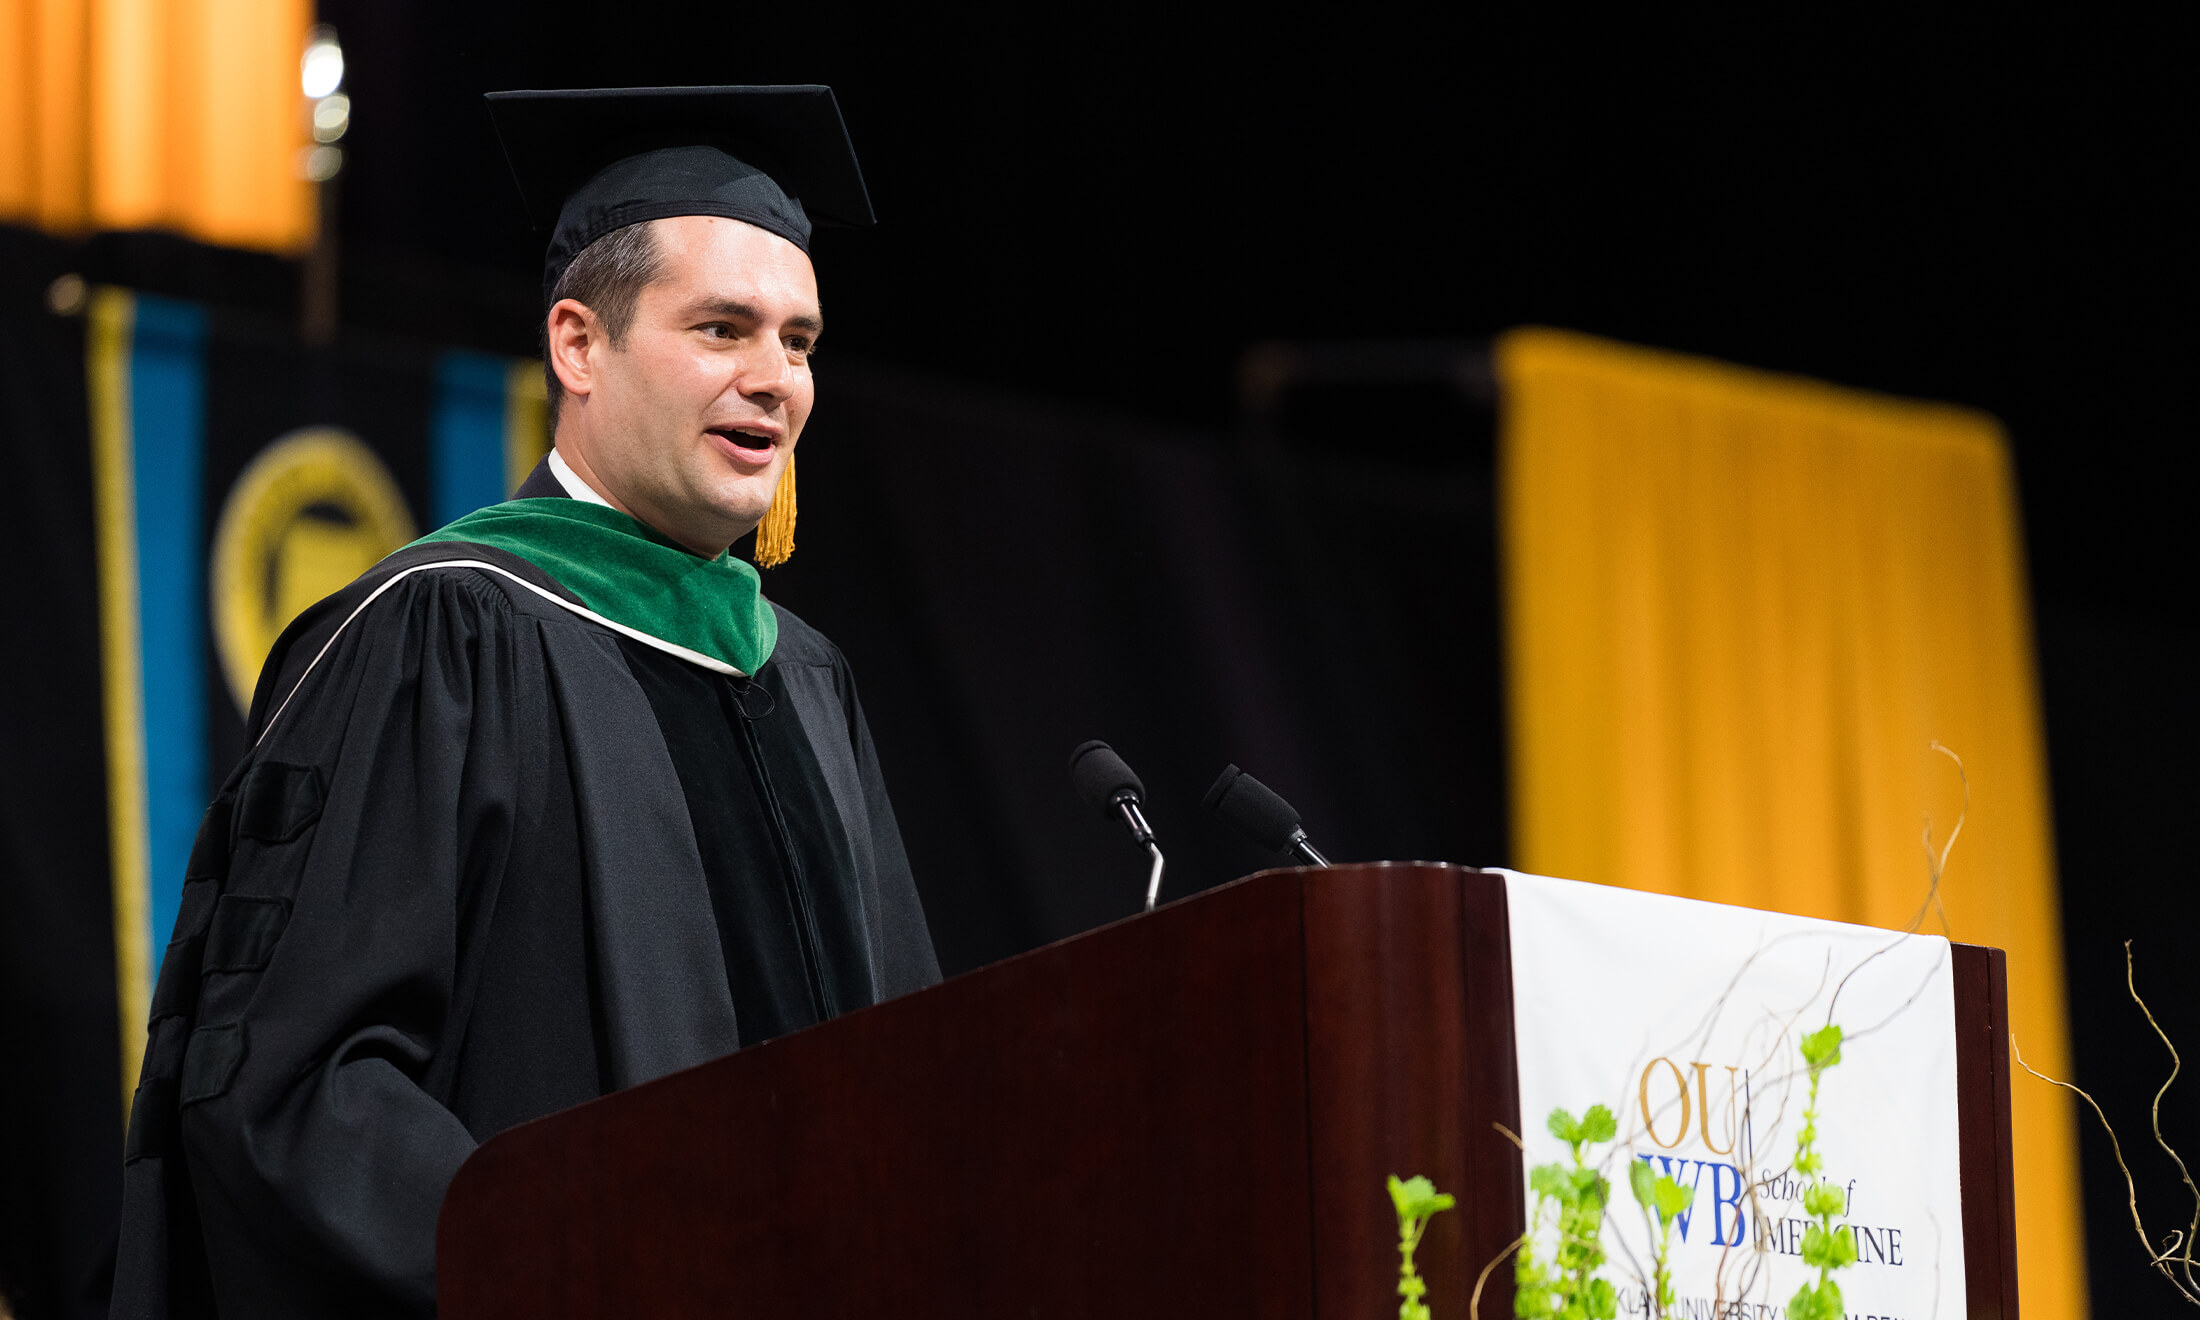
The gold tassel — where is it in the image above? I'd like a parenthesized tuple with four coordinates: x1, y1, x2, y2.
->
(753, 453, 796, 568)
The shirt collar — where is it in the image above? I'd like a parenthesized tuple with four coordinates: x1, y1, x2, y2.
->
(548, 447, 617, 509)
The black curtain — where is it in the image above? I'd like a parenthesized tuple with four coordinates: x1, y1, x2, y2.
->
(745, 354, 1510, 972)
(0, 233, 123, 1320)
(9, 225, 2200, 1315)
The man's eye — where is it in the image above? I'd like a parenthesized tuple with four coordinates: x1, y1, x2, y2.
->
(787, 337, 815, 355)
(699, 323, 735, 339)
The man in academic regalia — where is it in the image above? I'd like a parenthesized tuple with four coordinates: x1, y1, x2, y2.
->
(111, 86, 940, 1320)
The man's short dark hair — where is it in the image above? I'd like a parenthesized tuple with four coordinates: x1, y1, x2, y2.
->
(543, 220, 666, 429)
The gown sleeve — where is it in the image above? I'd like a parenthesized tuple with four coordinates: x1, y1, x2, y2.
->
(164, 567, 537, 1316)
(832, 649, 942, 998)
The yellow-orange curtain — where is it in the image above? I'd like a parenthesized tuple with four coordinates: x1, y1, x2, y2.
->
(1498, 326, 2083, 1316)
(0, 0, 315, 252)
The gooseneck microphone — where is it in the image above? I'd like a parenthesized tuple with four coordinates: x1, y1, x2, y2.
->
(1067, 740, 1167, 911)
(1204, 764, 1331, 866)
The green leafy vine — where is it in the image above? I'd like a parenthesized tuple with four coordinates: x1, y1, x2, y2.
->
(1626, 1153, 1699, 1317)
(1391, 1174, 1458, 1320)
(1786, 1023, 1855, 1320)
(1515, 1105, 1619, 1319)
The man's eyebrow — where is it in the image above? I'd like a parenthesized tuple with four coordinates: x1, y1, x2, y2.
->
(683, 298, 824, 335)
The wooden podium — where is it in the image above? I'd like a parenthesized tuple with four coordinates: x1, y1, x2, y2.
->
(436, 863, 2020, 1318)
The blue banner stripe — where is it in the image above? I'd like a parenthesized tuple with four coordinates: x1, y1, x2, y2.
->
(130, 295, 209, 952)
(433, 351, 515, 528)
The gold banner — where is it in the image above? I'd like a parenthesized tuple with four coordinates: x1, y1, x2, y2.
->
(1498, 326, 2083, 1316)
(0, 0, 315, 251)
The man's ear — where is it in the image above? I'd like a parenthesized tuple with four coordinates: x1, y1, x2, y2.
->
(545, 298, 600, 400)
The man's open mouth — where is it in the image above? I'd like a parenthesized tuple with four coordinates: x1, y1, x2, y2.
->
(709, 428, 778, 462)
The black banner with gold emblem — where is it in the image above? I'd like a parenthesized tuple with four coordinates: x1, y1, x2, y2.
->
(85, 290, 544, 1094)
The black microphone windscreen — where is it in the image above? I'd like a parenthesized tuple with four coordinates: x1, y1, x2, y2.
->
(1068, 740, 1145, 814)
(1203, 764, 1303, 853)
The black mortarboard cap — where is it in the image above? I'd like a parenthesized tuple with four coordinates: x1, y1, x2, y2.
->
(484, 85, 875, 302)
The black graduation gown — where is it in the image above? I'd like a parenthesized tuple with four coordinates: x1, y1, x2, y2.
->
(110, 474, 940, 1319)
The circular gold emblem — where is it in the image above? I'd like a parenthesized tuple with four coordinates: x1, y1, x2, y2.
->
(210, 427, 416, 713)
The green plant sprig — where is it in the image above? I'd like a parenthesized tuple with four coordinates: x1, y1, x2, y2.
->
(1786, 1023, 1856, 1320)
(1390, 1174, 1458, 1320)
(1627, 1156, 1699, 1317)
(1516, 1105, 1620, 1319)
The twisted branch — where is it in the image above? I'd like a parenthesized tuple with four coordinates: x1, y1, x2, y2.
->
(2014, 944, 2200, 1310)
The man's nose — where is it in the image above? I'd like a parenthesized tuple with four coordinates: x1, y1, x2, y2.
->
(736, 338, 795, 404)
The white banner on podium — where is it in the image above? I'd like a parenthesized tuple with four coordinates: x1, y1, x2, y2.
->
(1500, 870, 1966, 1319)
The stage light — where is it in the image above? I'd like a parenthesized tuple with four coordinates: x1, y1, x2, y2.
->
(301, 28, 345, 100)
(46, 273, 87, 317)
(301, 28, 347, 182)
(300, 146, 344, 183)
(313, 93, 351, 143)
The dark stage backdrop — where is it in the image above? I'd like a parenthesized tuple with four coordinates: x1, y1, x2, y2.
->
(12, 6, 2200, 1312)
(9, 219, 2200, 1318)
(12, 227, 2200, 1320)
(764, 354, 1509, 971)
(0, 228, 121, 1320)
